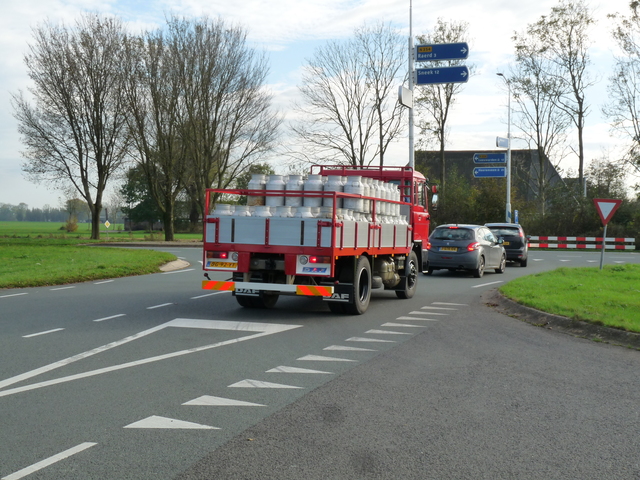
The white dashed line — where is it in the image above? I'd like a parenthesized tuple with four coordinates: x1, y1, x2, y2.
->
(191, 291, 229, 299)
(1, 442, 97, 480)
(0, 293, 28, 299)
(161, 269, 195, 275)
(146, 303, 173, 310)
(93, 314, 126, 323)
(50, 286, 75, 291)
(432, 302, 467, 306)
(22, 328, 65, 338)
(93, 280, 114, 285)
(471, 280, 504, 289)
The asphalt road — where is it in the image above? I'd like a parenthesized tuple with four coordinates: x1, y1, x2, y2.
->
(1, 248, 639, 479)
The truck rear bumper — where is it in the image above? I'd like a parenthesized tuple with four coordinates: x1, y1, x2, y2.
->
(202, 280, 334, 297)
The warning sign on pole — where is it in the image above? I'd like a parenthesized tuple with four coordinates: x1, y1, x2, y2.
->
(593, 198, 623, 270)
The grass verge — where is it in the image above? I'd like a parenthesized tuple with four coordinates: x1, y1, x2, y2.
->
(499, 264, 640, 332)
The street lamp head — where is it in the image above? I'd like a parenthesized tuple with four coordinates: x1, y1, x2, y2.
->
(497, 72, 504, 77)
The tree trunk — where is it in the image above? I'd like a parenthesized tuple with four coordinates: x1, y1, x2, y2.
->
(163, 204, 175, 242)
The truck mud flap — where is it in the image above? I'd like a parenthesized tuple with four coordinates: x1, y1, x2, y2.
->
(323, 283, 353, 304)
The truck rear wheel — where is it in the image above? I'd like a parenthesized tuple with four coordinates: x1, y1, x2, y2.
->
(344, 256, 371, 315)
(396, 251, 418, 299)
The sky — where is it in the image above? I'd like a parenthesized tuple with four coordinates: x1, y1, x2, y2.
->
(0, 0, 634, 209)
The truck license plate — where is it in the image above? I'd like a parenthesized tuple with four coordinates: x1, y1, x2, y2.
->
(439, 247, 457, 252)
(209, 261, 237, 268)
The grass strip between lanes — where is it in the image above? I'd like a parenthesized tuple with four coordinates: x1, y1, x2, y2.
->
(0, 244, 176, 289)
(500, 264, 640, 332)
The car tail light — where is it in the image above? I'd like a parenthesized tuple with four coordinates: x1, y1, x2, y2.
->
(467, 242, 480, 252)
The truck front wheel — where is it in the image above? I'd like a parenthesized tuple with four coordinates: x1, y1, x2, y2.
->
(345, 256, 372, 315)
(396, 251, 418, 299)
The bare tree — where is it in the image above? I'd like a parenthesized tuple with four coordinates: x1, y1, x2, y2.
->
(509, 30, 571, 215)
(414, 18, 472, 196)
(12, 14, 131, 239)
(522, 0, 595, 195)
(293, 22, 404, 166)
(604, 1, 640, 175)
(176, 17, 281, 225)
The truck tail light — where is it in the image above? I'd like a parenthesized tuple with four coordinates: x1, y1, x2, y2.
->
(467, 242, 480, 252)
(206, 251, 229, 259)
(309, 256, 331, 264)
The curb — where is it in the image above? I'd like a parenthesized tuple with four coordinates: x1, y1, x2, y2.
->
(482, 289, 640, 350)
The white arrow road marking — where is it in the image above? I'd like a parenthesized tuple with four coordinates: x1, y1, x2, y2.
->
(266, 366, 333, 374)
(182, 395, 265, 407)
(381, 323, 424, 328)
(324, 345, 376, 352)
(124, 416, 218, 429)
(365, 329, 412, 335)
(346, 337, 395, 343)
(0, 319, 301, 398)
(2, 442, 97, 480)
(229, 380, 303, 389)
(297, 355, 357, 362)
(22, 328, 64, 338)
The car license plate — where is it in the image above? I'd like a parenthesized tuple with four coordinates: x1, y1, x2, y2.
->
(439, 247, 457, 252)
(503, 241, 510, 246)
(209, 261, 237, 268)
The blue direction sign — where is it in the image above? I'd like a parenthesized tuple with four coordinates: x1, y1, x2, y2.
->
(473, 153, 507, 164)
(415, 42, 469, 62)
(496, 136, 509, 148)
(473, 167, 507, 178)
(415, 66, 469, 86)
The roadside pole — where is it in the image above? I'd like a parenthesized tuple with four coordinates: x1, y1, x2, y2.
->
(593, 198, 623, 271)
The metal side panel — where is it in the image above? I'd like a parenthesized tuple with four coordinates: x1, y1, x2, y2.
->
(234, 217, 266, 244)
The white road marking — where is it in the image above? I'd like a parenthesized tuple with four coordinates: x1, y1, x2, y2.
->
(146, 303, 173, 309)
(432, 302, 467, 306)
(422, 306, 457, 310)
(1, 442, 97, 480)
(0, 319, 301, 398)
(297, 355, 357, 362)
(161, 269, 195, 275)
(397, 316, 440, 321)
(182, 395, 265, 407)
(471, 281, 504, 289)
(559, 260, 571, 262)
(587, 260, 598, 263)
(324, 345, 376, 352)
(93, 314, 126, 323)
(417, 310, 450, 315)
(346, 337, 395, 343)
(93, 280, 114, 285)
(533, 258, 544, 261)
(229, 379, 303, 389)
(22, 328, 64, 338)
(124, 416, 218, 429)
(50, 286, 75, 291)
(266, 366, 333, 374)
(365, 329, 412, 335)
(0, 293, 28, 299)
(191, 291, 229, 299)
(381, 322, 424, 328)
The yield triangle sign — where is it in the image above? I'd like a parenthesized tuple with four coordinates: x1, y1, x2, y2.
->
(593, 198, 622, 225)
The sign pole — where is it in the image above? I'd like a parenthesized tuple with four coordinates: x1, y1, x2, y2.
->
(599, 224, 607, 271)
(408, 0, 414, 169)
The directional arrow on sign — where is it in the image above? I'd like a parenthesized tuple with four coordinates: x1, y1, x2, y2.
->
(415, 66, 469, 86)
(593, 198, 623, 226)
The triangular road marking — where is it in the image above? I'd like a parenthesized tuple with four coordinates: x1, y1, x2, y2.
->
(396, 316, 439, 321)
(324, 345, 376, 352)
(346, 337, 395, 343)
(418, 309, 450, 315)
(382, 322, 424, 328)
(228, 379, 303, 389)
(124, 415, 218, 429)
(266, 366, 333, 374)
(432, 302, 467, 306)
(365, 329, 412, 335)
(421, 306, 457, 310)
(182, 395, 265, 407)
(297, 355, 357, 362)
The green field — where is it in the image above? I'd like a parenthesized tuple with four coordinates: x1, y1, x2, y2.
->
(500, 264, 640, 332)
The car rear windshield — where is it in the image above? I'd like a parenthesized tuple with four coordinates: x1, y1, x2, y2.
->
(489, 227, 521, 236)
(432, 228, 473, 240)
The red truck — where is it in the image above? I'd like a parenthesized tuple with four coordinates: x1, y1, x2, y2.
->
(201, 165, 433, 314)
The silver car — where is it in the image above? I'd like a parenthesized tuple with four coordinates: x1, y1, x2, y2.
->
(426, 224, 506, 278)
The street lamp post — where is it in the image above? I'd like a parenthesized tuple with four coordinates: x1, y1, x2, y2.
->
(497, 73, 512, 223)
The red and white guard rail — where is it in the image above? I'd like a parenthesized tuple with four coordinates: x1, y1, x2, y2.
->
(528, 236, 636, 250)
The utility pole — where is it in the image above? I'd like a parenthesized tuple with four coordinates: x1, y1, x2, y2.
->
(497, 73, 512, 223)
